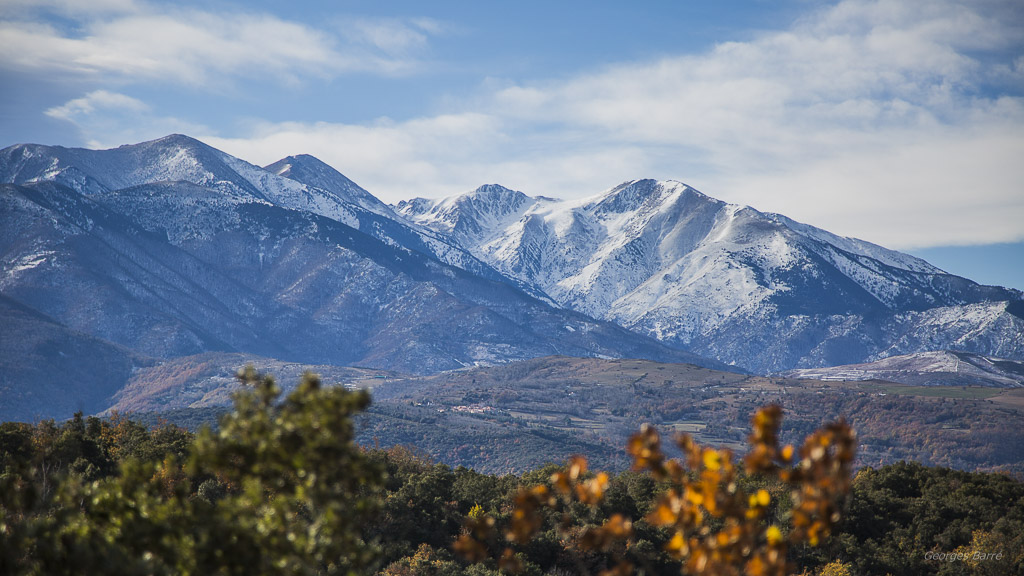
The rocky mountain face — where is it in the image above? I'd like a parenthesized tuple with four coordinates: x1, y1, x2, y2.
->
(0, 138, 723, 410)
(397, 179, 1024, 372)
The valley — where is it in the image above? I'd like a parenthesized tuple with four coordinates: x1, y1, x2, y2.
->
(120, 354, 1024, 476)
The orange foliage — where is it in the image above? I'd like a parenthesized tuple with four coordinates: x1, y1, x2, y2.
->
(457, 405, 856, 575)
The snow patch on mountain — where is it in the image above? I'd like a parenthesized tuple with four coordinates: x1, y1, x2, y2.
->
(401, 178, 1023, 371)
(783, 349, 1024, 387)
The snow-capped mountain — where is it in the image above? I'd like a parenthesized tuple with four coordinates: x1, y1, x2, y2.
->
(265, 154, 395, 218)
(3, 134, 1022, 385)
(398, 179, 1024, 372)
(0, 135, 517, 286)
(260, 152, 546, 297)
(0, 139, 727, 398)
(0, 134, 345, 215)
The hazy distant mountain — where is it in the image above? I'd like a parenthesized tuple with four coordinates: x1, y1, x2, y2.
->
(781, 350, 1024, 388)
(398, 179, 1024, 372)
(0, 293, 148, 422)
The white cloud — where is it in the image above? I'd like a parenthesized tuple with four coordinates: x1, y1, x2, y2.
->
(203, 111, 659, 204)
(205, 114, 510, 200)
(45, 90, 149, 121)
(206, 1, 1024, 250)
(0, 4, 440, 85)
(0, 0, 139, 18)
(14, 0, 1023, 250)
(341, 17, 443, 57)
(44, 90, 208, 149)
(718, 115, 1024, 249)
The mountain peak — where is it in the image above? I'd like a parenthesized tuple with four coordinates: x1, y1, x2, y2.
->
(461, 184, 531, 210)
(135, 133, 216, 154)
(265, 153, 331, 175)
(264, 154, 395, 217)
(590, 179, 693, 214)
(405, 183, 531, 214)
(150, 133, 199, 145)
(469, 183, 521, 196)
(0, 133, 235, 196)
(291, 153, 324, 163)
(396, 184, 534, 242)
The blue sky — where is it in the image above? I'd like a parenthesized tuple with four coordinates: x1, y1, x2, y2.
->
(1, 0, 1022, 290)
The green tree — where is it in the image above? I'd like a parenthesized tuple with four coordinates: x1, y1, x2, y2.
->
(2, 367, 384, 575)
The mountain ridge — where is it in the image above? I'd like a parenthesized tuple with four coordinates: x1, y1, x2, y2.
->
(2, 178, 707, 374)
(398, 178, 1023, 372)
(2, 137, 742, 421)
(0, 135, 532, 292)
(3, 134, 1023, 420)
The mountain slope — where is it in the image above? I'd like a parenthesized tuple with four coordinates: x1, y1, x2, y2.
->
(0, 136, 520, 287)
(262, 153, 542, 297)
(1, 181, 283, 357)
(0, 294, 149, 421)
(265, 154, 395, 218)
(0, 178, 725, 381)
(398, 180, 1024, 371)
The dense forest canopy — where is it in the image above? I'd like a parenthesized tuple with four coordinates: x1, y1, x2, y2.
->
(1, 370, 1021, 575)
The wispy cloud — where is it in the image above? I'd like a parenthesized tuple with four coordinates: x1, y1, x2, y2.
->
(44, 90, 208, 149)
(0, 3, 441, 85)
(210, 0, 1024, 249)
(341, 17, 448, 58)
(45, 90, 149, 120)
(10, 0, 1022, 250)
(6, 2, 448, 148)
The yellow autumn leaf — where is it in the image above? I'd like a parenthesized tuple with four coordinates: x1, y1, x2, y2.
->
(667, 530, 688, 555)
(756, 489, 770, 507)
(703, 449, 722, 471)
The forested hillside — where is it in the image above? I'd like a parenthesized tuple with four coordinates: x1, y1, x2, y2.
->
(119, 356, 1024, 476)
(1, 370, 1021, 575)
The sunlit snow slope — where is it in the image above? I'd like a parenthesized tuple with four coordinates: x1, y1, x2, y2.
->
(398, 179, 1024, 371)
